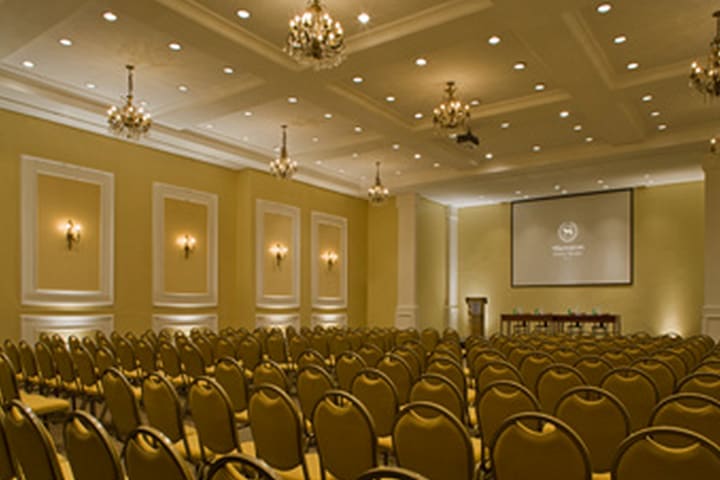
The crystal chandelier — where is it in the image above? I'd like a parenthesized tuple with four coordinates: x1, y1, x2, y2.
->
(690, 11, 720, 99)
(107, 65, 152, 140)
(285, 0, 345, 70)
(270, 125, 297, 180)
(368, 162, 389, 205)
(433, 81, 471, 136)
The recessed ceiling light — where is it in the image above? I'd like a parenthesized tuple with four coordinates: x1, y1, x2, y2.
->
(470, 99, 480, 107)
(21, 60, 35, 68)
(315, 160, 323, 165)
(488, 35, 501, 45)
(433, 162, 440, 168)
(532, 145, 541, 152)
(603, 184, 610, 189)
(177, 84, 188, 92)
(84, 82, 96, 89)
(242, 136, 249, 142)
(395, 170, 402, 176)
(650, 111, 660, 117)
(613, 35, 627, 44)
(102, 11, 118, 22)
(554, 185, 561, 191)
(513, 61, 527, 71)
(642, 94, 653, 102)
(312, 137, 319, 142)
(392, 144, 400, 150)
(168, 42, 182, 51)
(339, 169, 345, 173)
(223, 66, 234, 74)
(648, 179, 655, 185)
(385, 95, 396, 102)
(562, 189, 568, 194)
(501, 122, 510, 129)
(559, 110, 570, 118)
(415, 57, 427, 67)
(523, 195, 530, 199)
(324, 113, 333, 119)
(596, 3, 612, 14)
(354, 126, 363, 133)
(58, 38, 73, 47)
(597, 179, 604, 184)
(243, 111, 253, 117)
(204, 124, 214, 129)
(288, 96, 298, 104)
(414, 112, 424, 119)
(573, 124, 583, 131)
(585, 136, 594, 143)
(644, 173, 651, 179)
(626, 61, 639, 70)
(414, 153, 422, 159)
(534, 83, 546, 91)
(352, 75, 364, 84)
(352, 153, 359, 158)
(236, 9, 251, 19)
(657, 124, 668, 131)
(515, 190, 522, 195)
(485, 153, 494, 160)
(357, 12, 370, 24)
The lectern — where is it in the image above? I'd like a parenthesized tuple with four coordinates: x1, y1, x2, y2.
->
(466, 297, 488, 337)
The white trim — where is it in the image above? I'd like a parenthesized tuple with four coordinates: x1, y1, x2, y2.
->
(311, 212, 348, 310)
(21, 314, 114, 343)
(152, 313, 218, 334)
(255, 200, 301, 309)
(311, 312, 348, 328)
(21, 156, 114, 307)
(255, 313, 301, 331)
(446, 206, 459, 330)
(152, 183, 218, 308)
(703, 305, 720, 341)
(395, 304, 419, 330)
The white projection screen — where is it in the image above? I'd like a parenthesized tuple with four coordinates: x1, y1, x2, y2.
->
(512, 189, 633, 286)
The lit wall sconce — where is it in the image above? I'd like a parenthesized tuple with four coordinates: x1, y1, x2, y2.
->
(321, 250, 339, 270)
(177, 234, 197, 259)
(62, 219, 81, 250)
(269, 243, 288, 267)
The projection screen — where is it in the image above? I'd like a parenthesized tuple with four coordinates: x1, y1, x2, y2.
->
(512, 189, 633, 286)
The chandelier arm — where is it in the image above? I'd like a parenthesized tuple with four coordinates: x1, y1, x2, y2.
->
(126, 65, 134, 99)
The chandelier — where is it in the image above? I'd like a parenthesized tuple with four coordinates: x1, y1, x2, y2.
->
(270, 125, 297, 180)
(285, 0, 345, 70)
(367, 162, 389, 205)
(107, 65, 152, 139)
(690, 11, 720, 99)
(433, 81, 471, 135)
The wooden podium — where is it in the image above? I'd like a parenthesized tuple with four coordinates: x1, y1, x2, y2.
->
(466, 297, 488, 337)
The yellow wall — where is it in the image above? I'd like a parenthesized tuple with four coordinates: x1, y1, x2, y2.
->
(317, 224, 341, 298)
(367, 198, 398, 328)
(416, 197, 448, 331)
(458, 182, 705, 336)
(164, 198, 208, 294)
(262, 213, 294, 296)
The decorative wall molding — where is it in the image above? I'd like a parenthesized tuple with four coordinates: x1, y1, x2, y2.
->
(21, 314, 114, 343)
(21, 155, 114, 307)
(255, 312, 301, 331)
(311, 211, 348, 310)
(311, 312, 348, 329)
(152, 182, 218, 308)
(255, 199, 301, 309)
(152, 313, 218, 334)
(703, 305, 720, 341)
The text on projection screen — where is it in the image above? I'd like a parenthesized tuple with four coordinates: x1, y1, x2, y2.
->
(512, 190, 632, 286)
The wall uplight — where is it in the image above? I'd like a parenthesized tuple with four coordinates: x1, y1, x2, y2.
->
(321, 250, 339, 270)
(269, 243, 289, 267)
(62, 219, 81, 250)
(177, 234, 197, 259)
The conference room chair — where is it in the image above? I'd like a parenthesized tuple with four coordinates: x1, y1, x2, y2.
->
(433, 341, 462, 362)
(600, 350, 633, 368)
(622, 347, 646, 362)
(80, 336, 97, 357)
(266, 332, 289, 367)
(205, 453, 282, 480)
(376, 353, 413, 404)
(134, 339, 157, 377)
(71, 345, 105, 414)
(507, 345, 534, 367)
(426, 356, 467, 404)
(420, 328, 440, 353)
(296, 365, 336, 436)
(335, 351, 367, 391)
(296, 349, 327, 371)
(249, 384, 319, 480)
(553, 386, 631, 474)
(179, 342, 210, 380)
(288, 335, 310, 366)
(310, 332, 331, 359)
(191, 334, 215, 369)
(214, 357, 251, 426)
(409, 373, 466, 425)
(34, 341, 60, 396)
(357, 343, 385, 368)
(17, 340, 41, 392)
(401, 339, 427, 372)
(95, 345, 118, 374)
(115, 337, 141, 383)
(676, 372, 720, 401)
(2, 400, 73, 480)
(630, 357, 677, 399)
(551, 347, 581, 365)
(611, 426, 720, 480)
(312, 390, 378, 480)
(347, 331, 366, 352)
(123, 426, 194, 480)
(518, 351, 555, 395)
(694, 359, 720, 374)
(395, 329, 418, 348)
(329, 333, 352, 360)
(649, 392, 720, 445)
(63, 410, 125, 480)
(576, 342, 602, 356)
(212, 337, 237, 364)
(101, 367, 141, 441)
(392, 346, 422, 382)
(0, 408, 16, 480)
(535, 364, 587, 414)
(600, 367, 660, 431)
(253, 359, 291, 392)
(0, 352, 70, 417)
(574, 356, 613, 386)
(491, 412, 592, 480)
(666, 346, 697, 373)
(653, 350, 689, 381)
(158, 341, 187, 390)
(238, 334, 263, 373)
(351, 368, 400, 455)
(474, 360, 523, 395)
(143, 372, 205, 465)
(356, 466, 430, 480)
(392, 402, 476, 480)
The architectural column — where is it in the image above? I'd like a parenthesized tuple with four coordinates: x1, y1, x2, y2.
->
(704, 154, 720, 339)
(395, 193, 418, 329)
(445, 206, 459, 331)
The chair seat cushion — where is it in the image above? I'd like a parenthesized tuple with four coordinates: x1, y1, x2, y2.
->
(378, 435, 393, 452)
(471, 437, 482, 464)
(235, 410, 249, 425)
(19, 391, 71, 416)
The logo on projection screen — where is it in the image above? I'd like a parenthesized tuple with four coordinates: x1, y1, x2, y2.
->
(557, 221, 579, 243)
(553, 221, 585, 258)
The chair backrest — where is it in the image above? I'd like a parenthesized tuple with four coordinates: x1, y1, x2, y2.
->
(631, 357, 677, 399)
(393, 402, 474, 480)
(554, 386, 631, 473)
(53, 344, 77, 384)
(335, 351, 367, 391)
(296, 349, 326, 370)
(0, 409, 16, 480)
(101, 367, 141, 441)
(476, 360, 523, 392)
(677, 372, 720, 401)
(213, 337, 237, 361)
(355, 466, 430, 480)
(535, 364, 587, 414)
(214, 357, 250, 414)
(425, 357, 466, 400)
(600, 367, 660, 431)
(72, 345, 100, 387)
(266, 333, 288, 363)
(296, 365, 336, 420)
(0, 353, 20, 403)
(134, 339, 156, 375)
(551, 347, 581, 365)
(475, 380, 541, 449)
(34, 341, 57, 384)
(179, 342, 206, 380)
(351, 368, 400, 437)
(420, 328, 440, 353)
(653, 351, 689, 380)
(518, 351, 555, 394)
(601, 350, 632, 368)
(574, 355, 613, 386)
(376, 353, 413, 403)
(288, 335, 310, 363)
(253, 360, 290, 391)
(393, 346, 422, 381)
(123, 427, 194, 480)
(115, 338, 137, 372)
(313, 390, 377, 480)
(409, 373, 465, 424)
(95, 346, 117, 373)
(142, 373, 185, 444)
(249, 384, 309, 476)
(491, 412, 592, 480)
(188, 376, 239, 459)
(2, 341, 21, 375)
(18, 340, 39, 380)
(238, 334, 263, 371)
(193, 335, 215, 366)
(206, 453, 281, 480)
(611, 426, 720, 480)
(2, 400, 65, 480)
(357, 343, 384, 367)
(64, 410, 124, 480)
(649, 392, 720, 446)
(158, 341, 183, 378)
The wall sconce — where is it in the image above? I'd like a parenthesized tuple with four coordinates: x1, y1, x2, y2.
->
(321, 250, 339, 270)
(269, 243, 288, 267)
(177, 235, 197, 259)
(62, 219, 81, 250)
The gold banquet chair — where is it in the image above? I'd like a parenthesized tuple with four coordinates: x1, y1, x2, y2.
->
(574, 356, 613, 387)
(535, 364, 587, 414)
(123, 426, 194, 480)
(600, 367, 659, 431)
(409, 373, 466, 425)
(335, 351, 367, 391)
(355, 466, 430, 480)
(631, 357, 677, 399)
(296, 365, 336, 435)
(0, 352, 70, 418)
(376, 353, 413, 404)
(0, 408, 17, 480)
(63, 410, 125, 480)
(649, 392, 720, 446)
(351, 368, 400, 455)
(101, 367, 142, 441)
(253, 359, 291, 392)
(676, 372, 720, 401)
(611, 426, 720, 480)
(214, 357, 251, 427)
(206, 453, 282, 480)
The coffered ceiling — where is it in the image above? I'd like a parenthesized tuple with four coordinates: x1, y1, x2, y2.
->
(0, 0, 716, 205)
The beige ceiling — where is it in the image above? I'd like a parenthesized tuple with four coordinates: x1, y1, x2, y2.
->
(0, 0, 716, 205)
